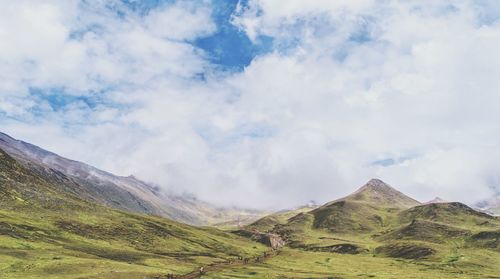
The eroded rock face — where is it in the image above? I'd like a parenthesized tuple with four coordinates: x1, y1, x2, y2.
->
(261, 233, 286, 250)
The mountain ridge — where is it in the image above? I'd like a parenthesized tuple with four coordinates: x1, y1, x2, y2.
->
(0, 131, 265, 226)
(240, 178, 499, 259)
(476, 196, 500, 216)
(424, 197, 448, 204)
(0, 147, 270, 278)
(2, 150, 500, 278)
(327, 178, 421, 209)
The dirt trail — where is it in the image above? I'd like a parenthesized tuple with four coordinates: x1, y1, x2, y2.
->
(151, 250, 279, 279)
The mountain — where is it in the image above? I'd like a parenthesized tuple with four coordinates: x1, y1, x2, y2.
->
(244, 203, 318, 232)
(300, 179, 420, 233)
(487, 207, 500, 216)
(400, 202, 495, 226)
(238, 178, 500, 266)
(245, 179, 421, 235)
(238, 179, 423, 249)
(3, 151, 500, 278)
(0, 147, 269, 278)
(475, 196, 500, 216)
(0, 132, 264, 225)
(335, 178, 421, 208)
(424, 197, 448, 204)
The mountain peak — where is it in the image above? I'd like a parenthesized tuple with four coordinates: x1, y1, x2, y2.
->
(343, 179, 421, 209)
(356, 178, 394, 193)
(424, 197, 448, 204)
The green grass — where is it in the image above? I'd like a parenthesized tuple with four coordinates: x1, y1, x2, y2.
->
(0, 206, 269, 279)
(0, 149, 268, 278)
(245, 206, 317, 232)
(205, 247, 500, 279)
(2, 149, 500, 278)
(231, 183, 500, 278)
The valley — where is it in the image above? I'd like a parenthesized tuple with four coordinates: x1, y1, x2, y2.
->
(1, 133, 500, 278)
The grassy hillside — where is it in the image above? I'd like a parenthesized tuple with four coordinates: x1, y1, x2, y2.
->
(2, 147, 500, 278)
(0, 149, 268, 278)
(243, 205, 317, 232)
(400, 202, 495, 226)
(232, 179, 500, 278)
(330, 178, 421, 209)
(203, 247, 500, 278)
(311, 200, 401, 233)
(0, 132, 266, 227)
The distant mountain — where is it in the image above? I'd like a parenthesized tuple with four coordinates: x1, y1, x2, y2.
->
(488, 207, 500, 216)
(245, 179, 421, 235)
(400, 202, 494, 226)
(0, 147, 269, 278)
(424, 197, 448, 204)
(475, 197, 500, 216)
(244, 204, 318, 232)
(335, 178, 421, 208)
(0, 132, 264, 225)
(238, 178, 499, 263)
(2, 150, 500, 277)
(294, 179, 421, 233)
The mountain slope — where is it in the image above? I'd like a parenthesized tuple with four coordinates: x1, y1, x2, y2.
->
(305, 179, 420, 233)
(476, 197, 500, 216)
(244, 204, 318, 232)
(246, 179, 420, 237)
(0, 148, 268, 278)
(238, 179, 500, 264)
(377, 219, 471, 244)
(0, 132, 264, 225)
(399, 202, 495, 227)
(334, 178, 421, 208)
(3, 151, 500, 278)
(424, 197, 448, 204)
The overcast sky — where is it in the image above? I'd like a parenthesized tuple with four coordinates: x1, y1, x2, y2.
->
(1, 0, 500, 209)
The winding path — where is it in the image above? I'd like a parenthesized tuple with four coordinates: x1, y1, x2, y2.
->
(155, 250, 279, 279)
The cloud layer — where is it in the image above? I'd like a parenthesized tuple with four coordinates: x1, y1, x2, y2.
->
(1, 0, 500, 209)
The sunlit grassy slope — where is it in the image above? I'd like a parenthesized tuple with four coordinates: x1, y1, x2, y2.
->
(244, 205, 317, 232)
(205, 247, 500, 278)
(0, 149, 267, 278)
(232, 179, 500, 278)
(2, 148, 500, 278)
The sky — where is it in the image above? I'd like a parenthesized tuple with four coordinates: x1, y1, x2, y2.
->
(1, 0, 500, 209)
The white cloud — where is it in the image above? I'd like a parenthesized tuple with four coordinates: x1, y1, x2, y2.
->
(0, 0, 213, 96)
(145, 1, 215, 40)
(2, 0, 500, 209)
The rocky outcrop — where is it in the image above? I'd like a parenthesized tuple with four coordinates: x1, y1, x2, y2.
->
(233, 230, 286, 249)
(260, 233, 286, 249)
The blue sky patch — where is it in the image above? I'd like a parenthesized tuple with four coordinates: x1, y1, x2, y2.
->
(349, 18, 375, 44)
(193, 0, 274, 71)
(372, 158, 397, 167)
(29, 88, 100, 111)
(473, 0, 500, 26)
(117, 0, 274, 71)
(371, 154, 418, 167)
(121, 0, 173, 15)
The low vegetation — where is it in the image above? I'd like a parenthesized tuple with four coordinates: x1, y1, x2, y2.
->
(1, 150, 500, 278)
(231, 179, 500, 278)
(0, 149, 268, 278)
